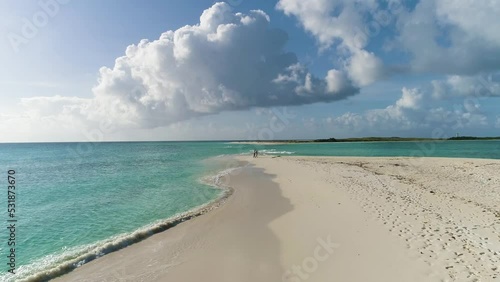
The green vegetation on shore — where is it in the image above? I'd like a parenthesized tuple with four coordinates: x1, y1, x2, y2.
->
(313, 137, 440, 142)
(245, 136, 500, 144)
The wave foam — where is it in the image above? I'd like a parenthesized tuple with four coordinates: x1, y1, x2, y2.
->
(259, 149, 295, 155)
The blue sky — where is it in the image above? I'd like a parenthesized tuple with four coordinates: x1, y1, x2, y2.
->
(1, 0, 499, 142)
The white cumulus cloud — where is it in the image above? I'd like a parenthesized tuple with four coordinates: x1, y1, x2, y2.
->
(19, 2, 359, 131)
(397, 0, 500, 75)
(325, 87, 490, 135)
(276, 0, 389, 87)
(346, 50, 386, 87)
(278, 0, 500, 87)
(276, 0, 379, 51)
(88, 2, 358, 128)
(432, 74, 500, 99)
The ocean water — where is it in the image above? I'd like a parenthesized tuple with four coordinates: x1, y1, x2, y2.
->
(0, 140, 499, 281)
(256, 140, 500, 159)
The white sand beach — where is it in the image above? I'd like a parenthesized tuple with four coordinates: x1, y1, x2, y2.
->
(55, 156, 500, 282)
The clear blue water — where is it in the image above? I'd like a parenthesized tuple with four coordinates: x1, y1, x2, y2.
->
(0, 140, 499, 280)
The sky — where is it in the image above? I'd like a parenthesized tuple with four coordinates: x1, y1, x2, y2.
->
(1, 0, 499, 142)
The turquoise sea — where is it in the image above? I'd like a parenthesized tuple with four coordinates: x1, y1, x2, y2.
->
(0, 140, 499, 281)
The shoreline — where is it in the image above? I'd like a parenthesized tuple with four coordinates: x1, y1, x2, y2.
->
(54, 155, 500, 281)
(55, 158, 292, 281)
(42, 156, 500, 282)
(13, 166, 238, 282)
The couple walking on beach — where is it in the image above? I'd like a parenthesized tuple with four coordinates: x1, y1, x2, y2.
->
(253, 149, 259, 158)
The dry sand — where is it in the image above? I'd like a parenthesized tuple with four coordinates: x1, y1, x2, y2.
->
(55, 156, 500, 282)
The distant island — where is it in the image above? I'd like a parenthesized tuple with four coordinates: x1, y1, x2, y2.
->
(316, 136, 500, 142)
(313, 137, 438, 142)
(232, 136, 500, 144)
